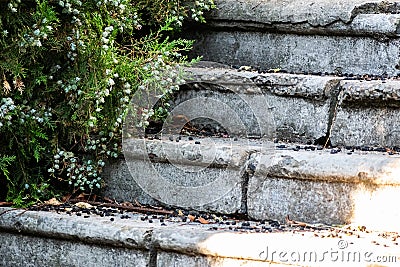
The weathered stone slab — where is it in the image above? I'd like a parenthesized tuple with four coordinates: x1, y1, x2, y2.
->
(0, 208, 152, 249)
(183, 66, 340, 143)
(183, 0, 400, 75)
(188, 31, 400, 76)
(157, 252, 274, 267)
(2, 208, 398, 266)
(106, 138, 262, 213)
(208, 14, 400, 37)
(210, 0, 400, 28)
(1, 232, 149, 267)
(102, 160, 162, 206)
(330, 79, 400, 147)
(247, 149, 400, 231)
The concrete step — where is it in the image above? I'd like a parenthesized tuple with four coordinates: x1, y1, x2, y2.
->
(103, 136, 400, 232)
(1, 207, 399, 266)
(181, 64, 400, 147)
(184, 0, 400, 76)
(103, 64, 400, 231)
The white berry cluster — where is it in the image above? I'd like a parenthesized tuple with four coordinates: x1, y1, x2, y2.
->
(49, 149, 103, 191)
(0, 98, 16, 128)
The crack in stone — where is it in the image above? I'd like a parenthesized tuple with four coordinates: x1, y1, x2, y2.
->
(323, 82, 343, 148)
(144, 229, 158, 267)
(240, 151, 258, 214)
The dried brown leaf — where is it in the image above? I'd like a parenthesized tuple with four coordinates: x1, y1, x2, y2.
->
(188, 214, 195, 222)
(198, 217, 209, 224)
(44, 198, 62, 206)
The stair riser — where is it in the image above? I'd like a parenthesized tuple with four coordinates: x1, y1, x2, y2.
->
(0, 233, 149, 267)
(188, 31, 400, 76)
(103, 159, 244, 214)
(174, 86, 331, 144)
(103, 137, 400, 231)
(184, 67, 400, 146)
(2, 208, 398, 267)
(248, 175, 400, 230)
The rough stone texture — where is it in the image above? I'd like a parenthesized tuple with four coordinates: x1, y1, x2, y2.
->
(104, 135, 400, 230)
(184, 65, 400, 146)
(0, 208, 153, 249)
(105, 138, 261, 213)
(188, 31, 400, 76)
(1, 208, 399, 266)
(208, 14, 400, 37)
(210, 0, 400, 27)
(183, 66, 340, 143)
(102, 160, 161, 206)
(331, 79, 400, 146)
(247, 149, 400, 230)
(183, 0, 400, 75)
(1, 233, 149, 267)
(157, 252, 275, 267)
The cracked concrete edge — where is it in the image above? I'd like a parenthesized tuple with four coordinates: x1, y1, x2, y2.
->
(123, 136, 400, 185)
(337, 79, 400, 104)
(182, 65, 400, 146)
(205, 0, 400, 36)
(252, 149, 400, 185)
(0, 208, 399, 265)
(122, 137, 262, 169)
(184, 65, 343, 100)
(0, 208, 153, 250)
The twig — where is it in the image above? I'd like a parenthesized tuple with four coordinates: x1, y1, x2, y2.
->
(285, 215, 307, 227)
(0, 202, 13, 207)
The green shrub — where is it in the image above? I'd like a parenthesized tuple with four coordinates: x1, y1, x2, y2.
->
(0, 0, 215, 206)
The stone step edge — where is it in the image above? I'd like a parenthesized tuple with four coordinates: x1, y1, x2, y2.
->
(201, 0, 400, 37)
(185, 64, 400, 104)
(1, 208, 399, 266)
(123, 137, 400, 186)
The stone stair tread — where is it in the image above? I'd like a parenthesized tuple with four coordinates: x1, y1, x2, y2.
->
(186, 64, 400, 100)
(185, 1, 400, 76)
(182, 64, 400, 147)
(1, 207, 399, 266)
(210, 0, 400, 29)
(111, 137, 400, 230)
(124, 137, 400, 185)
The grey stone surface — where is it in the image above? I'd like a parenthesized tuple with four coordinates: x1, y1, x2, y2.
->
(184, 0, 400, 75)
(102, 160, 162, 206)
(104, 134, 400, 230)
(208, 14, 400, 37)
(156, 251, 287, 267)
(106, 138, 262, 213)
(0, 208, 152, 249)
(210, 0, 400, 27)
(331, 79, 400, 146)
(247, 149, 400, 230)
(1, 208, 399, 266)
(183, 66, 340, 143)
(188, 31, 400, 76)
(0, 232, 149, 267)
